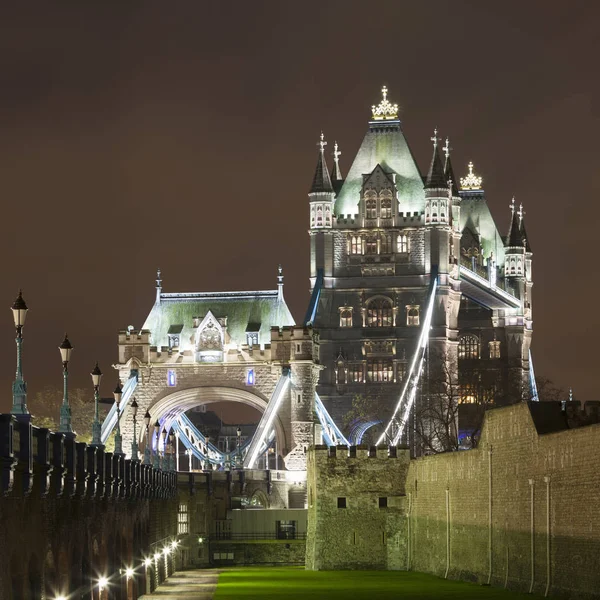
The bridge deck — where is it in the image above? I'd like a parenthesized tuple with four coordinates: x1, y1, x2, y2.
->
(140, 569, 220, 599)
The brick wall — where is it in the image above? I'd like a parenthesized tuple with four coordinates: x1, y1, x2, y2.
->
(407, 403, 600, 598)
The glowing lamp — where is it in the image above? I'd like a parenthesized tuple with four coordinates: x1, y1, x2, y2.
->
(154, 553, 160, 561)
(90, 362, 102, 387)
(11, 291, 28, 328)
(171, 540, 178, 548)
(113, 382, 123, 406)
(144, 558, 152, 567)
(98, 576, 108, 590)
(59, 334, 73, 364)
(163, 547, 170, 555)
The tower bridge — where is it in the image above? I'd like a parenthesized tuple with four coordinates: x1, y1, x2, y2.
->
(0, 87, 543, 598)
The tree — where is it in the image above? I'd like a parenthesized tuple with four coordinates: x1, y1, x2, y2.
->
(343, 392, 391, 446)
(534, 376, 568, 402)
(27, 385, 107, 443)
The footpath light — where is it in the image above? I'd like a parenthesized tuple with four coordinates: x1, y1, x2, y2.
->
(90, 362, 103, 447)
(113, 381, 124, 455)
(125, 567, 134, 579)
(144, 557, 152, 568)
(10, 290, 29, 418)
(58, 334, 74, 436)
(168, 430, 175, 472)
(98, 576, 108, 591)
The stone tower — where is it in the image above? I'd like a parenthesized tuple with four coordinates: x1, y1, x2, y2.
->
(307, 87, 533, 448)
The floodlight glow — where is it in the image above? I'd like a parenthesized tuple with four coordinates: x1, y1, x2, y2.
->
(144, 558, 152, 567)
(246, 375, 289, 468)
(198, 537, 204, 543)
(171, 540, 178, 548)
(163, 547, 170, 555)
(154, 553, 161, 561)
(98, 577, 108, 590)
(55, 596, 67, 600)
(125, 567, 134, 579)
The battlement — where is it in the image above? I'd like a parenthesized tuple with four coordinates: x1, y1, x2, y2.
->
(335, 212, 424, 228)
(314, 444, 408, 459)
(118, 328, 151, 344)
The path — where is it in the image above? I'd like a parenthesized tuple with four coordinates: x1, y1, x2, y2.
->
(140, 569, 219, 599)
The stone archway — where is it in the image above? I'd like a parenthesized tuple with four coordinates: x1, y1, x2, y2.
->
(141, 386, 289, 454)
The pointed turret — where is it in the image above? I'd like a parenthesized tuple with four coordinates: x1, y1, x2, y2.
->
(425, 129, 447, 189)
(443, 138, 459, 197)
(309, 132, 333, 194)
(505, 199, 523, 248)
(518, 203, 532, 252)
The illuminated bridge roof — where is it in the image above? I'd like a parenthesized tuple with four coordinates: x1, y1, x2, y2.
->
(142, 290, 295, 349)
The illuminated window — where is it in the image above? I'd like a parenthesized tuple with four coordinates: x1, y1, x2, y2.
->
(339, 308, 353, 328)
(246, 332, 258, 347)
(350, 364, 364, 383)
(366, 199, 377, 219)
(406, 306, 420, 327)
(167, 370, 177, 387)
(168, 334, 180, 349)
(367, 360, 394, 383)
(397, 233, 409, 253)
(365, 238, 378, 255)
(381, 198, 392, 219)
(178, 503, 189, 534)
(316, 205, 323, 227)
(489, 340, 501, 359)
(367, 298, 393, 327)
(458, 335, 480, 359)
(460, 384, 478, 404)
(246, 369, 255, 385)
(350, 236, 361, 255)
(324, 205, 332, 227)
(380, 234, 392, 254)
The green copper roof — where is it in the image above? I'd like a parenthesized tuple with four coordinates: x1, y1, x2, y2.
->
(334, 121, 425, 217)
(142, 290, 295, 349)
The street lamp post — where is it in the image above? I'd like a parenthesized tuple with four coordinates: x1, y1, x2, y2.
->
(161, 429, 167, 470)
(10, 291, 29, 420)
(236, 426, 242, 469)
(113, 381, 124, 456)
(131, 398, 140, 461)
(90, 362, 103, 448)
(58, 334, 74, 437)
(153, 421, 160, 469)
(169, 431, 175, 472)
(143, 410, 152, 465)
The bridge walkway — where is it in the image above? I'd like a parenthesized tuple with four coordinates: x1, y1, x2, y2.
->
(140, 569, 220, 599)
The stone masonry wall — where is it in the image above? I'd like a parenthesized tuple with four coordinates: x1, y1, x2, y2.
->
(306, 445, 409, 570)
(406, 403, 600, 599)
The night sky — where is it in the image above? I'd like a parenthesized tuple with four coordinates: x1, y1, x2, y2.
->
(1, 1, 599, 414)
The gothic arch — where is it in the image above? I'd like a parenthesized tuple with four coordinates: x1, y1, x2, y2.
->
(144, 386, 289, 452)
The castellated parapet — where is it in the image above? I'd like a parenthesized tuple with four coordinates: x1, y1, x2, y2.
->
(306, 444, 410, 570)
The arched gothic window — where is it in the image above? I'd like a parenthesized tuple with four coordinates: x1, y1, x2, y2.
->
(367, 298, 393, 327)
(380, 234, 392, 254)
(350, 236, 362, 255)
(380, 197, 392, 219)
(458, 335, 480, 359)
(339, 308, 353, 328)
(406, 305, 420, 326)
(397, 233, 409, 253)
(366, 199, 377, 219)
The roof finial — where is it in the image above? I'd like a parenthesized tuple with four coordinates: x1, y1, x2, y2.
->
(443, 137, 451, 159)
(277, 264, 284, 300)
(510, 197, 516, 214)
(431, 128, 439, 150)
(569, 387, 573, 402)
(459, 162, 483, 190)
(371, 85, 399, 120)
(518, 202, 524, 226)
(332, 141, 343, 181)
(318, 131, 327, 153)
(155, 268, 162, 304)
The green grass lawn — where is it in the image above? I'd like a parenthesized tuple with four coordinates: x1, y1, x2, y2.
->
(213, 567, 534, 599)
